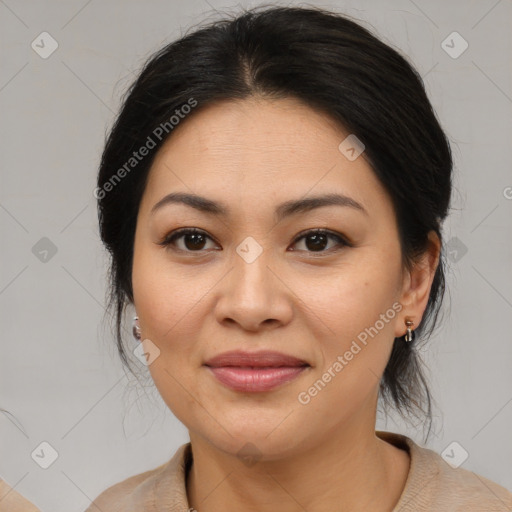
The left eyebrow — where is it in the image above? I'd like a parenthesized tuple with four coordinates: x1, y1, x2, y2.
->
(274, 193, 368, 220)
(150, 192, 368, 220)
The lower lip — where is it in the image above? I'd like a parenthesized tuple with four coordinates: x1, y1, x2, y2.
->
(206, 366, 308, 392)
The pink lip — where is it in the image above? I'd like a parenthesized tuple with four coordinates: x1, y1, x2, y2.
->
(204, 350, 309, 368)
(204, 350, 310, 392)
(206, 366, 308, 392)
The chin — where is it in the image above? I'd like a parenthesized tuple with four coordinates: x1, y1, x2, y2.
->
(198, 426, 304, 462)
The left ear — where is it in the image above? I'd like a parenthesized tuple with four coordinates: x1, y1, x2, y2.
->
(395, 230, 441, 338)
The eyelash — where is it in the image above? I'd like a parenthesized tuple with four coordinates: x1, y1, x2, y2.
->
(158, 228, 351, 255)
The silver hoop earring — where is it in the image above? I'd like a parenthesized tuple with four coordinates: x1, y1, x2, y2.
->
(404, 318, 415, 342)
(132, 316, 141, 341)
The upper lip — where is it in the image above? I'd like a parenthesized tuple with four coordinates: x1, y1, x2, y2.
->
(204, 350, 309, 368)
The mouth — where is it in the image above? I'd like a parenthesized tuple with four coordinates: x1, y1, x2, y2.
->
(203, 350, 310, 392)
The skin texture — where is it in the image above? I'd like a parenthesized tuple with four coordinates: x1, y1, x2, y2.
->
(132, 96, 440, 512)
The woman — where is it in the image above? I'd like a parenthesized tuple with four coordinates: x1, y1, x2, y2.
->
(86, 5, 512, 511)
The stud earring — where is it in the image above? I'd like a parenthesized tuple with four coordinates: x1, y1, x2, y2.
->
(404, 318, 415, 342)
(132, 315, 141, 341)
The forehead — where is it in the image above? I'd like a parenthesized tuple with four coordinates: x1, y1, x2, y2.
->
(141, 97, 391, 221)
(153, 96, 349, 167)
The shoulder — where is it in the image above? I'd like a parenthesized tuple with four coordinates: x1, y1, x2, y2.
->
(84, 443, 191, 512)
(0, 478, 41, 512)
(424, 448, 512, 511)
(83, 464, 166, 512)
(377, 431, 512, 512)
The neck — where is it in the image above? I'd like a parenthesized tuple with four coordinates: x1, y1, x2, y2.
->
(186, 421, 410, 512)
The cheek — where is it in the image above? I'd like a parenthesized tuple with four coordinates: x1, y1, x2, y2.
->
(305, 263, 399, 331)
(299, 250, 402, 370)
(291, 270, 400, 427)
(132, 251, 205, 422)
(131, 245, 216, 411)
(132, 243, 202, 343)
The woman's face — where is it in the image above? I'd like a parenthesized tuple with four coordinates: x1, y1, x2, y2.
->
(132, 97, 434, 459)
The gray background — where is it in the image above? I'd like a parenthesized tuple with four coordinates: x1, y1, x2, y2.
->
(1, 0, 511, 510)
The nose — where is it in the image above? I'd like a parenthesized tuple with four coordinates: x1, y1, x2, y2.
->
(213, 247, 294, 332)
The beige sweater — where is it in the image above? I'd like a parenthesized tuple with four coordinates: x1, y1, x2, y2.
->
(84, 430, 512, 511)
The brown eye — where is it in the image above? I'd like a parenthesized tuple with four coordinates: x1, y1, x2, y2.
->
(181, 232, 208, 250)
(159, 228, 217, 252)
(291, 229, 349, 253)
